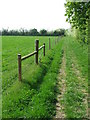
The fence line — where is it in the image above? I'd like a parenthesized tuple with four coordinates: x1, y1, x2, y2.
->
(18, 40, 45, 81)
(18, 37, 60, 81)
(49, 38, 51, 50)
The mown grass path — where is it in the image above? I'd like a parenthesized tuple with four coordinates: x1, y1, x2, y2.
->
(55, 37, 88, 119)
(54, 47, 66, 119)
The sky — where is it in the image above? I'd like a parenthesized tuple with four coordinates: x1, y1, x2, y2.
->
(0, 0, 70, 31)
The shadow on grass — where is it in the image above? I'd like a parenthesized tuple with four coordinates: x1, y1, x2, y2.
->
(22, 60, 52, 91)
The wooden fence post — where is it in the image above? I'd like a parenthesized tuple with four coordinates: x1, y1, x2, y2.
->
(55, 38, 56, 45)
(43, 43, 45, 56)
(18, 54, 21, 81)
(35, 40, 39, 64)
(49, 38, 51, 49)
(58, 37, 59, 42)
(57, 38, 58, 43)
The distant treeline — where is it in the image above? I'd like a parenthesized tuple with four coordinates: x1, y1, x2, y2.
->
(1, 28, 65, 36)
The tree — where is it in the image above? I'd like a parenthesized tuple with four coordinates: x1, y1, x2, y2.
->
(65, 1, 89, 43)
(40, 29, 47, 36)
(2, 29, 9, 35)
(2, 28, 66, 36)
(29, 28, 39, 36)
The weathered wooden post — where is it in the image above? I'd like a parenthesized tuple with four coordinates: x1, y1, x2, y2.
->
(57, 38, 58, 43)
(43, 43, 45, 56)
(18, 54, 21, 81)
(49, 38, 51, 49)
(58, 37, 59, 42)
(35, 40, 39, 64)
(55, 37, 56, 45)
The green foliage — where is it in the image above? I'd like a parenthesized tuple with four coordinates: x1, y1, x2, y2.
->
(29, 28, 39, 36)
(40, 29, 47, 36)
(65, 2, 89, 43)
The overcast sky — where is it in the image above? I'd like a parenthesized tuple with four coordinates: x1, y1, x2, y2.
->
(0, 0, 70, 31)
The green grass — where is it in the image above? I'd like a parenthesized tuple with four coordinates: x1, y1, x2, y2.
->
(61, 36, 88, 119)
(2, 36, 56, 91)
(2, 36, 64, 118)
(2, 36, 88, 119)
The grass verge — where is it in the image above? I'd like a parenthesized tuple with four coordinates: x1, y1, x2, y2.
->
(61, 36, 88, 119)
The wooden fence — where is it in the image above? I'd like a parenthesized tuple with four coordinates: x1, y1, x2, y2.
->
(18, 37, 60, 81)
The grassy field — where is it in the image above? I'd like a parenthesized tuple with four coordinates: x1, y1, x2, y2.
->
(2, 36, 63, 118)
(2, 36, 88, 119)
(2, 36, 56, 91)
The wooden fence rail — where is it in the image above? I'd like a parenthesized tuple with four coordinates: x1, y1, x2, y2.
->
(38, 45, 44, 51)
(18, 40, 45, 81)
(18, 37, 60, 81)
(21, 51, 37, 60)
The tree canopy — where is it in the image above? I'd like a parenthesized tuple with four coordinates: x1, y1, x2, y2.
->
(65, 1, 89, 43)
